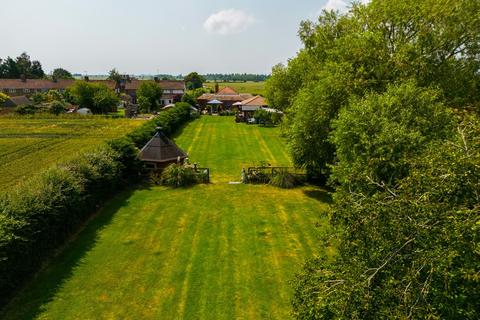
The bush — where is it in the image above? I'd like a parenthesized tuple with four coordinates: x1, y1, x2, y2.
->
(14, 104, 38, 115)
(160, 163, 198, 188)
(269, 169, 300, 189)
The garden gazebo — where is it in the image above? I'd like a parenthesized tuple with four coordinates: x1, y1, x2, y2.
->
(207, 99, 223, 114)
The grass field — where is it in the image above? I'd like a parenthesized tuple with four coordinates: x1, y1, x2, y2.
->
(205, 81, 266, 96)
(2, 116, 330, 320)
(0, 116, 142, 189)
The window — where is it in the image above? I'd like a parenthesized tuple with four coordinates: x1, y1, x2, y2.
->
(23, 89, 30, 93)
(9, 89, 16, 93)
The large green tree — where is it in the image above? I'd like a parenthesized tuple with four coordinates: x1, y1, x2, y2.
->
(266, 1, 480, 318)
(68, 81, 119, 114)
(51, 68, 74, 80)
(137, 81, 163, 112)
(184, 72, 205, 90)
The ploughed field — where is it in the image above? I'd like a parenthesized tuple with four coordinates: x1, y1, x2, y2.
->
(2, 116, 331, 319)
(0, 116, 142, 189)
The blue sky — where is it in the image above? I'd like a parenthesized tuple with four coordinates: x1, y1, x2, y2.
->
(0, 0, 362, 75)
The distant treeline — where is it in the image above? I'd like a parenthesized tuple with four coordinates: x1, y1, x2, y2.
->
(202, 74, 269, 82)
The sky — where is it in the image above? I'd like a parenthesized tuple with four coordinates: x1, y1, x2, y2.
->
(0, 0, 365, 75)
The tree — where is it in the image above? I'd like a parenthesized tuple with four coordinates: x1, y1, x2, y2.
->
(107, 68, 122, 83)
(49, 101, 66, 115)
(294, 116, 480, 319)
(93, 88, 120, 114)
(52, 68, 73, 80)
(0, 93, 9, 105)
(137, 81, 163, 112)
(68, 81, 119, 114)
(0, 53, 45, 79)
(184, 72, 205, 90)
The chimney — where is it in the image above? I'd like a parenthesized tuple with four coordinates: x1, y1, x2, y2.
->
(215, 82, 219, 93)
(84, 76, 90, 82)
(154, 76, 159, 83)
(20, 74, 27, 82)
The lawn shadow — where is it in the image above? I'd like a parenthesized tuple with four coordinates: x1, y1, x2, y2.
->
(303, 188, 333, 204)
(0, 184, 150, 320)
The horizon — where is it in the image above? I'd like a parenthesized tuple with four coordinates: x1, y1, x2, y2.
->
(0, 0, 364, 75)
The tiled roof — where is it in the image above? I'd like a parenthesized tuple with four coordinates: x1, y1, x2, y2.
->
(241, 95, 267, 107)
(0, 79, 75, 90)
(198, 93, 253, 102)
(2, 95, 31, 107)
(217, 87, 238, 95)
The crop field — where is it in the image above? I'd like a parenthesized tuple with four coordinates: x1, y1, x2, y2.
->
(0, 116, 142, 189)
(2, 116, 331, 319)
(205, 81, 266, 96)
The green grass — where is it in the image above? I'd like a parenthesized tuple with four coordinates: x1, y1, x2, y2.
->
(2, 116, 331, 320)
(0, 115, 142, 189)
(205, 81, 266, 96)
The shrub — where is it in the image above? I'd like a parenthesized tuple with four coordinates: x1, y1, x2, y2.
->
(14, 104, 38, 115)
(160, 163, 197, 188)
(269, 169, 300, 189)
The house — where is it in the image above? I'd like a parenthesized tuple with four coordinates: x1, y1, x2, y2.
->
(0, 78, 75, 96)
(120, 77, 185, 105)
(139, 128, 188, 170)
(240, 95, 268, 114)
(0, 77, 185, 107)
(197, 87, 252, 110)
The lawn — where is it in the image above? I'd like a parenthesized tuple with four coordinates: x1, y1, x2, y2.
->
(205, 81, 266, 96)
(0, 115, 142, 189)
(1, 116, 331, 320)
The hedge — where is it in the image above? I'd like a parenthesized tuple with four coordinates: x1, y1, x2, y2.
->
(0, 103, 193, 305)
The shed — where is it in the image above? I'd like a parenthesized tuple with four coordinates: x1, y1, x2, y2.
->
(139, 128, 188, 170)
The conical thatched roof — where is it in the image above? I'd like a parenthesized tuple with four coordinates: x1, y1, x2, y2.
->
(139, 131, 187, 163)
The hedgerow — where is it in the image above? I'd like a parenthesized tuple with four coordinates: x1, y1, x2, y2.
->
(0, 103, 193, 305)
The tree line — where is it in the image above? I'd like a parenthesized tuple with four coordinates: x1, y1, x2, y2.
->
(0, 52, 74, 80)
(266, 0, 480, 318)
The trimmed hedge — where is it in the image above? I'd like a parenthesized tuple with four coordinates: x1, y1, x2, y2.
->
(0, 103, 193, 305)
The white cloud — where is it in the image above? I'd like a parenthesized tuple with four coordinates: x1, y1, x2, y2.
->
(323, 0, 349, 13)
(321, 0, 371, 14)
(204, 9, 255, 35)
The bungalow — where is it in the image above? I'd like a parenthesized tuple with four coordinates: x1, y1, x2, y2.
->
(197, 87, 252, 110)
(1, 95, 32, 108)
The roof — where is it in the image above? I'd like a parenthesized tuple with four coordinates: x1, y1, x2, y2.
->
(208, 99, 223, 104)
(198, 93, 253, 102)
(139, 131, 188, 163)
(124, 80, 185, 91)
(2, 95, 32, 107)
(217, 87, 238, 95)
(0, 79, 75, 90)
(241, 95, 268, 107)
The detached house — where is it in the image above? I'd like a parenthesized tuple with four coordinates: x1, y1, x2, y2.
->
(197, 87, 252, 110)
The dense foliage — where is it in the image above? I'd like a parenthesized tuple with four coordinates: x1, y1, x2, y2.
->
(184, 72, 206, 90)
(51, 68, 74, 80)
(137, 81, 163, 113)
(264, 0, 480, 318)
(160, 163, 198, 188)
(67, 81, 120, 114)
(0, 104, 193, 306)
(0, 52, 45, 79)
